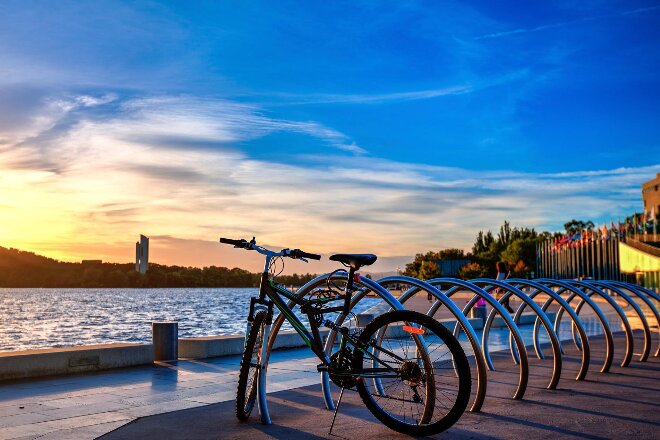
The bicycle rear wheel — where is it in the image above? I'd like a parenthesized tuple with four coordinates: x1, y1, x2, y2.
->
(236, 310, 267, 421)
(353, 310, 471, 436)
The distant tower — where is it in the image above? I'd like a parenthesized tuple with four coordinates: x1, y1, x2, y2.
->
(135, 235, 149, 273)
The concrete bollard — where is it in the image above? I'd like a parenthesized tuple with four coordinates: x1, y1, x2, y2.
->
(152, 322, 178, 361)
(470, 305, 487, 324)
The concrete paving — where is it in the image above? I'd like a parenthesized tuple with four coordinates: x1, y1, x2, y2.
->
(0, 298, 652, 440)
(0, 320, 542, 440)
(100, 333, 660, 440)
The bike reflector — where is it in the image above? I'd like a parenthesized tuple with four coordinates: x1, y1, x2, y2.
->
(402, 325, 424, 335)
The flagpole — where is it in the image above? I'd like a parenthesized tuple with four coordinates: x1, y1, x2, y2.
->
(580, 232, 585, 278)
(608, 232, 613, 280)
(590, 230, 595, 279)
(586, 233, 590, 279)
(596, 229, 602, 280)
(535, 242, 539, 278)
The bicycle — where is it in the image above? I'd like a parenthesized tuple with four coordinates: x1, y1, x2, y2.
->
(220, 237, 471, 436)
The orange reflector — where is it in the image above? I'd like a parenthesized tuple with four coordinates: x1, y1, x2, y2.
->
(402, 325, 425, 335)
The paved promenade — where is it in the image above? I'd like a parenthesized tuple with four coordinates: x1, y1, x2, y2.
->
(0, 297, 655, 439)
(102, 333, 660, 439)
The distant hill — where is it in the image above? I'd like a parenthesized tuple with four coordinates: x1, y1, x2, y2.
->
(0, 246, 316, 288)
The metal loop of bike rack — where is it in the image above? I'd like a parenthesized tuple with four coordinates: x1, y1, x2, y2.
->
(251, 271, 658, 425)
(374, 276, 489, 413)
(622, 282, 660, 357)
(574, 280, 652, 362)
(599, 281, 660, 358)
(469, 279, 563, 390)
(423, 279, 529, 401)
(535, 279, 615, 372)
(506, 279, 590, 381)
(562, 280, 636, 366)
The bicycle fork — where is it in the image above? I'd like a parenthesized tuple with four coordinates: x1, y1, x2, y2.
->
(257, 321, 272, 425)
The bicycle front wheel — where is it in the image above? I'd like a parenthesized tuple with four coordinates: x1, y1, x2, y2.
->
(353, 310, 471, 436)
(236, 310, 267, 421)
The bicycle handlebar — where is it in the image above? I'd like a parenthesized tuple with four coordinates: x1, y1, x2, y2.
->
(219, 237, 252, 248)
(290, 249, 321, 260)
(219, 237, 321, 261)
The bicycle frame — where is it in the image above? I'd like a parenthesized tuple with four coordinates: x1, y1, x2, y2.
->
(251, 269, 425, 376)
(250, 274, 332, 364)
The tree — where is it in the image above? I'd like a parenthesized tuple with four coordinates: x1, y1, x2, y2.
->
(438, 248, 468, 260)
(501, 238, 537, 270)
(564, 219, 594, 234)
(403, 251, 439, 278)
(497, 221, 513, 248)
(472, 231, 494, 255)
(418, 260, 442, 280)
(459, 262, 488, 280)
(510, 260, 530, 278)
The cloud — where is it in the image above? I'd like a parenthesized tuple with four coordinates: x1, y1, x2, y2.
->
(264, 85, 472, 105)
(475, 5, 660, 40)
(0, 92, 655, 272)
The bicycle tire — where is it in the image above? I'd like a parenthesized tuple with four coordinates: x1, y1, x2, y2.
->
(353, 310, 471, 436)
(236, 310, 267, 421)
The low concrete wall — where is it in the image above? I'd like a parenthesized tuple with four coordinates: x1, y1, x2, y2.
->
(0, 312, 560, 380)
(0, 343, 153, 381)
(179, 329, 331, 359)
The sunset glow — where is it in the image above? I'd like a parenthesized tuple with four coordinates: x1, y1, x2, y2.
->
(1, 2, 659, 272)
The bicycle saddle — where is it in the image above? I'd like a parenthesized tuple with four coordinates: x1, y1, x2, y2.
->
(329, 253, 377, 269)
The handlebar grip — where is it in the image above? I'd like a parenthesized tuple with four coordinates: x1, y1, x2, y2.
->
(219, 237, 248, 248)
(291, 249, 321, 260)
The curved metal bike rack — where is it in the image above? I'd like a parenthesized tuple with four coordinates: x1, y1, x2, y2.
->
(583, 280, 653, 362)
(375, 276, 489, 413)
(596, 281, 660, 358)
(506, 279, 590, 381)
(423, 278, 529, 401)
(470, 279, 563, 390)
(248, 270, 658, 426)
(621, 282, 660, 357)
(566, 280, 647, 363)
(536, 279, 615, 372)
(628, 282, 660, 306)
(258, 271, 406, 423)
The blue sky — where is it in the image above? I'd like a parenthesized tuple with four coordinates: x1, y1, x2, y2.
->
(0, 1, 659, 271)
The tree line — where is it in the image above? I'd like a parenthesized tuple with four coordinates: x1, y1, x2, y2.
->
(0, 247, 316, 288)
(403, 220, 586, 280)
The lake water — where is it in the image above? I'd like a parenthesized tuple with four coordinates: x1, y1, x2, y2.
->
(0, 288, 381, 352)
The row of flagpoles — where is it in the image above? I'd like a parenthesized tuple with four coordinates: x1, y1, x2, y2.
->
(536, 229, 622, 280)
(535, 209, 658, 280)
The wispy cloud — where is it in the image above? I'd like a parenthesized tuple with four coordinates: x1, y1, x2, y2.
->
(264, 85, 472, 105)
(475, 5, 660, 40)
(0, 92, 654, 271)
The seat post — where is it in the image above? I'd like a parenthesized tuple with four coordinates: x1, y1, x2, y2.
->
(344, 266, 357, 314)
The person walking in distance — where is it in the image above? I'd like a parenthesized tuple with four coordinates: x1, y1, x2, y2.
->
(496, 262, 514, 313)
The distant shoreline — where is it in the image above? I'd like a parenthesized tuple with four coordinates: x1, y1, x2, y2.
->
(1, 246, 317, 289)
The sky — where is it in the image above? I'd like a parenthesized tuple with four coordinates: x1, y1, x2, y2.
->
(0, 0, 659, 273)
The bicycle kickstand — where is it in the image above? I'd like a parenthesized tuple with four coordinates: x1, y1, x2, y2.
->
(328, 386, 345, 436)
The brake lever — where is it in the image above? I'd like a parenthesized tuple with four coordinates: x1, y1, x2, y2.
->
(299, 257, 308, 263)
